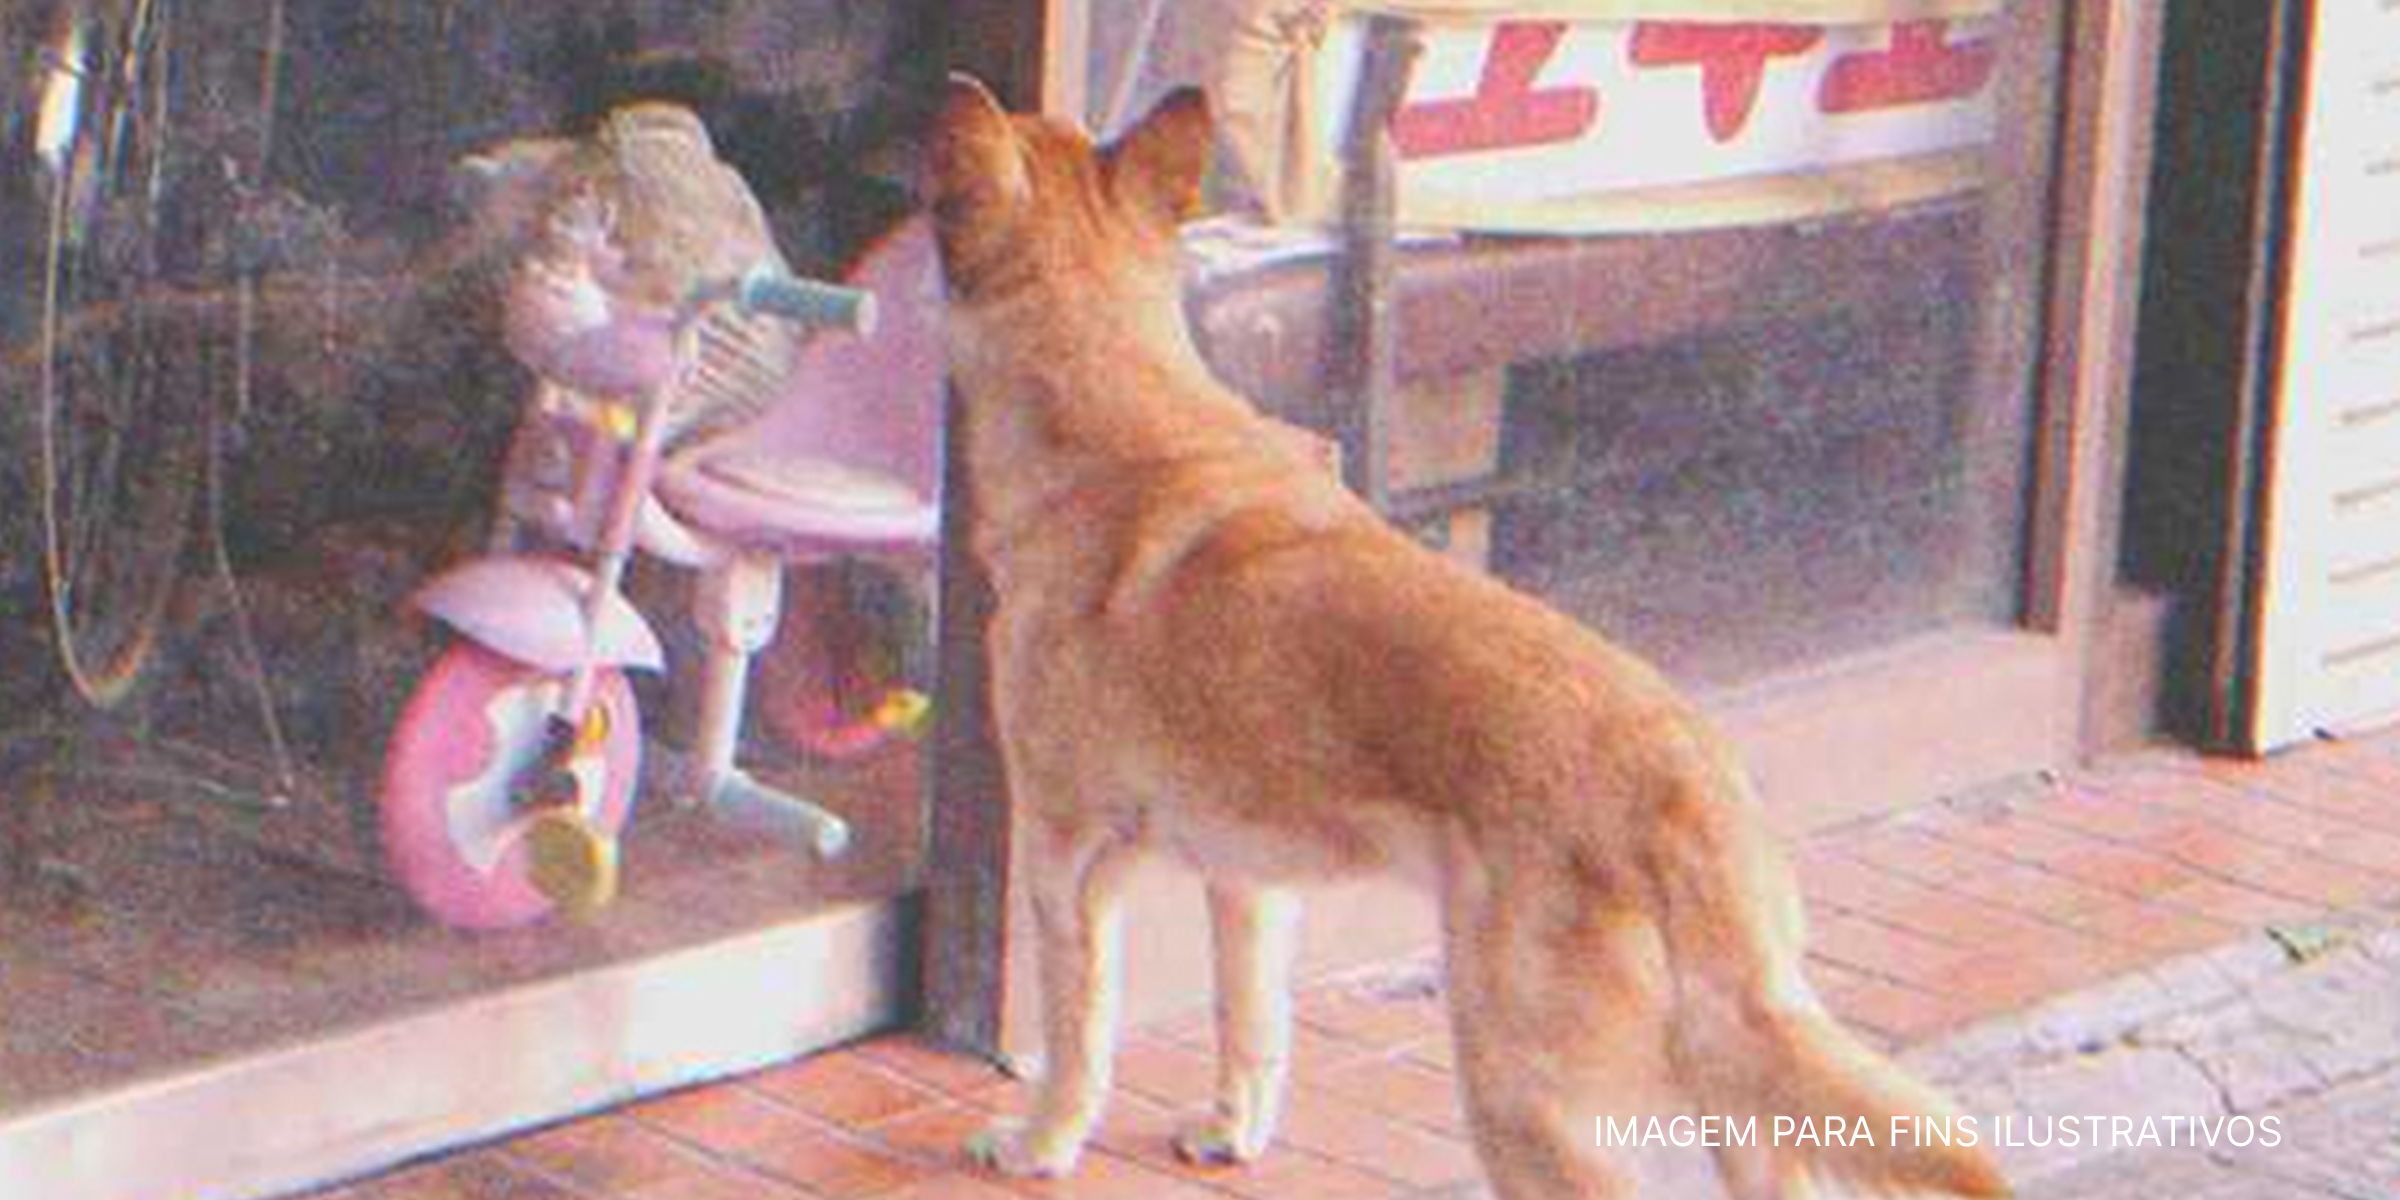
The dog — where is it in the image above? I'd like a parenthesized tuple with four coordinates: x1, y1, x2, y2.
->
(928, 76, 2010, 1200)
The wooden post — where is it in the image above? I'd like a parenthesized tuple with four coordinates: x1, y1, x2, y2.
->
(1331, 17, 1422, 512)
(919, 0, 1059, 1057)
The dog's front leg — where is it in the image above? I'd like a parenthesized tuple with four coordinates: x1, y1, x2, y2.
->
(971, 828, 1138, 1177)
(1176, 882, 1301, 1165)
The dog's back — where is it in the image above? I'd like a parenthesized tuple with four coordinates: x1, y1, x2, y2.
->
(933, 78, 2009, 1200)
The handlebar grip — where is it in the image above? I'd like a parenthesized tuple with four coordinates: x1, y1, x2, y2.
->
(736, 267, 878, 336)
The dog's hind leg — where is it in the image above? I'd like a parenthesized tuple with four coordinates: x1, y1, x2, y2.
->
(1442, 855, 1689, 1200)
(1175, 881, 1302, 1165)
(971, 823, 1142, 1177)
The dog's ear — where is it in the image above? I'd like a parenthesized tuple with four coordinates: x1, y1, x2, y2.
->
(1105, 88, 1212, 230)
(931, 74, 1030, 226)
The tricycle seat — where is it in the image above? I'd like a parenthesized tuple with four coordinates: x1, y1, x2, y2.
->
(655, 443, 937, 558)
(651, 218, 948, 561)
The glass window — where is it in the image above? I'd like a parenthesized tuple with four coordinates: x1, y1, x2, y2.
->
(1092, 0, 2060, 688)
(2, 0, 942, 1112)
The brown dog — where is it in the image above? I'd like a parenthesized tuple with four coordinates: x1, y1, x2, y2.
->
(929, 76, 2009, 1200)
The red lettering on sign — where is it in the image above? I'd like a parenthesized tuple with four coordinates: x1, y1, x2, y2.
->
(1628, 22, 1823, 143)
(1818, 21, 1997, 114)
(1392, 22, 1599, 159)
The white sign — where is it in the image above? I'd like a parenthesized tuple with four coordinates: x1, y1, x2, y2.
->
(1309, 15, 2002, 229)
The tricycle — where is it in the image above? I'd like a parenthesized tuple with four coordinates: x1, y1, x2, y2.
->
(379, 105, 945, 930)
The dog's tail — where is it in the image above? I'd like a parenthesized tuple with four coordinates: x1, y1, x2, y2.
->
(1703, 1004, 2010, 1198)
(1647, 779, 2010, 1198)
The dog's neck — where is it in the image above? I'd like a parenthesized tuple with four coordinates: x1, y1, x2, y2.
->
(951, 274, 1258, 549)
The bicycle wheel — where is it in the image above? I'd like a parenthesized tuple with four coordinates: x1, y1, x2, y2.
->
(28, 0, 205, 707)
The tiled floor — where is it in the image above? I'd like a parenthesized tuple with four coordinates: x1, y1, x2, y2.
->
(302, 730, 2400, 1200)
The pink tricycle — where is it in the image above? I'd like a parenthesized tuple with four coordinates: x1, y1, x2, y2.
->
(378, 214, 945, 932)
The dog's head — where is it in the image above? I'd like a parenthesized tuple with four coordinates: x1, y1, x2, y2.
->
(928, 76, 1211, 308)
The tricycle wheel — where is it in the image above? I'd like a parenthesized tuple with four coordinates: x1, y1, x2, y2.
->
(760, 562, 930, 762)
(379, 642, 640, 930)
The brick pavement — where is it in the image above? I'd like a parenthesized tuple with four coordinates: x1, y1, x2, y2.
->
(298, 730, 2400, 1200)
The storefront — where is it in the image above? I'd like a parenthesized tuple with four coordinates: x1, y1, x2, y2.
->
(0, 2, 2381, 1198)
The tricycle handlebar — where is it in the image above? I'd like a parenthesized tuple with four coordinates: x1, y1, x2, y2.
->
(718, 265, 878, 336)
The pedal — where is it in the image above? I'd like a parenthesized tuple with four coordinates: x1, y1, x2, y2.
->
(873, 689, 934, 737)
(522, 808, 620, 918)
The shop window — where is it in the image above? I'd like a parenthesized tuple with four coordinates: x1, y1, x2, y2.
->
(1079, 0, 2060, 688)
(1, 0, 942, 1124)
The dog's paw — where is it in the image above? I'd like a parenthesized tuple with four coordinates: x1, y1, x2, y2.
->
(1173, 1113, 1270, 1167)
(968, 1119, 1082, 1178)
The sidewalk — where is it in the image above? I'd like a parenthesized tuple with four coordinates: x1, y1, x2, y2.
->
(304, 730, 2400, 1200)
(1925, 921, 2400, 1199)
